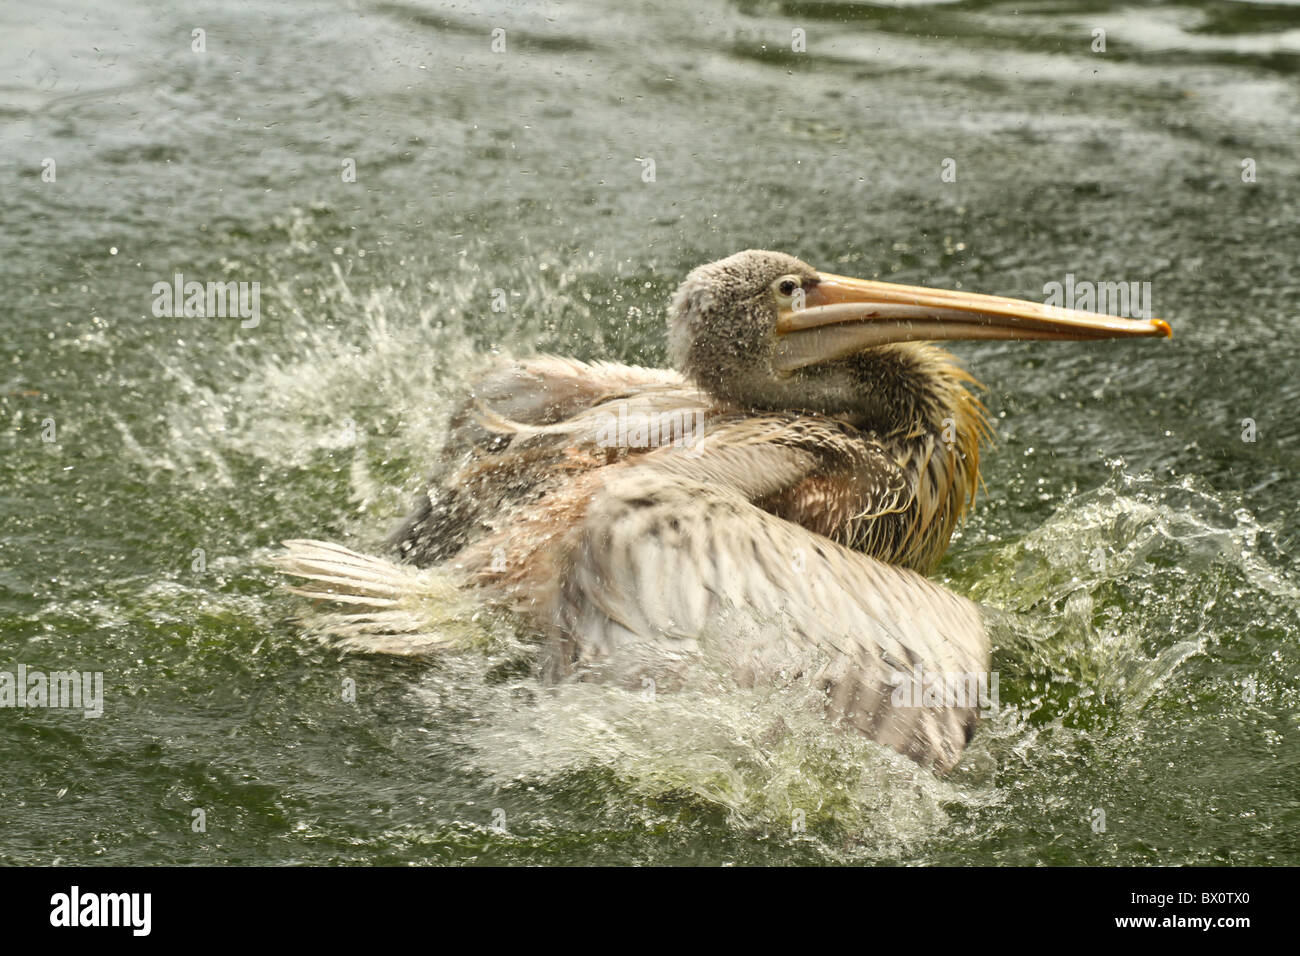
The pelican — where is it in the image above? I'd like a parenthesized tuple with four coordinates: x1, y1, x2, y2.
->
(277, 251, 1170, 772)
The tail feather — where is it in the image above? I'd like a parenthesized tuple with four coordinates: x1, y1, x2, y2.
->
(273, 539, 487, 656)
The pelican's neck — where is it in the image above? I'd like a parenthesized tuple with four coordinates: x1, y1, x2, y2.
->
(833, 345, 975, 435)
(707, 344, 982, 437)
(822, 344, 991, 568)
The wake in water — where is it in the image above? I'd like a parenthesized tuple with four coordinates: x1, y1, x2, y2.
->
(268, 463, 1295, 852)
(274, 534, 979, 848)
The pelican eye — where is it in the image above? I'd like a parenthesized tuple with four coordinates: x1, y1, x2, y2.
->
(775, 276, 802, 298)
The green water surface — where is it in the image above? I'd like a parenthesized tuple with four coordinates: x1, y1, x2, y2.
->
(1, 0, 1298, 864)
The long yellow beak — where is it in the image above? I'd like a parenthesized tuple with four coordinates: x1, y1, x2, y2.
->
(774, 272, 1171, 372)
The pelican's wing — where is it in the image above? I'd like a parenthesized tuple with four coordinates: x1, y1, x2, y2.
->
(740, 418, 914, 543)
(392, 357, 697, 565)
(446, 355, 690, 456)
(551, 434, 990, 773)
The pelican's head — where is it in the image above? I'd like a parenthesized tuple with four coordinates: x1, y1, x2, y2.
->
(668, 250, 818, 405)
(669, 249, 1171, 428)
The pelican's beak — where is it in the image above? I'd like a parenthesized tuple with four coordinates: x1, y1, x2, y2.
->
(773, 272, 1172, 373)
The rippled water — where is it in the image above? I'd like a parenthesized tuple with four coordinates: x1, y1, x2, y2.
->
(2, 0, 1298, 865)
